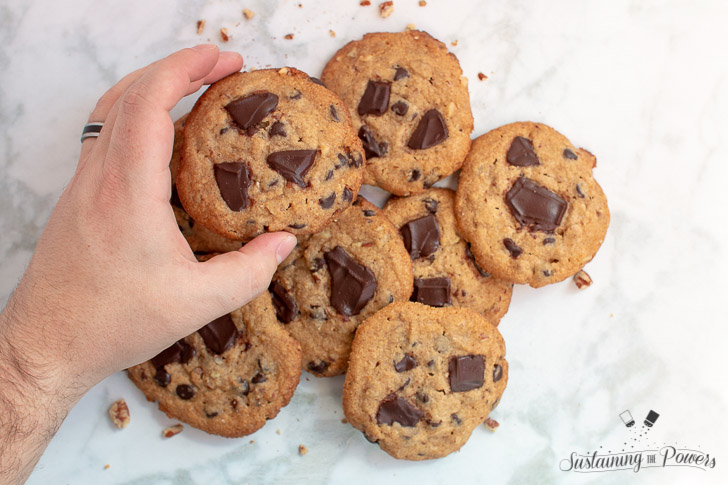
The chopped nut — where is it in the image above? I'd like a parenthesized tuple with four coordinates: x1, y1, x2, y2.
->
(379, 1, 394, 17)
(329, 29, 336, 37)
(162, 423, 184, 438)
(406, 23, 416, 31)
(478, 72, 488, 81)
(196, 20, 205, 35)
(108, 399, 130, 429)
(220, 28, 230, 42)
(299, 444, 308, 455)
(419, 0, 427, 5)
(360, 0, 371, 5)
(243, 8, 255, 19)
(278, 67, 290, 75)
(484, 417, 500, 431)
(573, 269, 593, 290)
(451, 40, 458, 47)
(284, 33, 295, 40)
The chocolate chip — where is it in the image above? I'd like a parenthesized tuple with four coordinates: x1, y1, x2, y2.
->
(205, 411, 219, 418)
(289, 90, 302, 100)
(391, 100, 409, 116)
(363, 209, 375, 217)
(269, 281, 297, 323)
(347, 151, 364, 168)
(394, 67, 409, 81)
(324, 246, 377, 316)
(400, 214, 441, 259)
(170, 185, 183, 209)
(239, 380, 250, 396)
(176, 384, 195, 400)
(357, 80, 391, 116)
(576, 184, 585, 198)
(288, 223, 306, 229)
(151, 339, 196, 387)
(394, 354, 418, 372)
(358, 125, 388, 159)
(408, 109, 448, 150)
(542, 237, 556, 245)
(269, 121, 286, 137)
(154, 369, 171, 387)
(198, 313, 239, 355)
(409, 169, 421, 182)
(376, 395, 423, 427)
(251, 372, 267, 384)
(423, 198, 438, 213)
(312, 257, 325, 272)
(493, 364, 503, 382)
(319, 193, 336, 209)
(307, 361, 329, 374)
(325, 170, 334, 181)
(266, 150, 318, 187)
(309, 76, 326, 87)
(411, 277, 451, 307)
(506, 136, 540, 167)
(416, 392, 429, 403)
(503, 238, 523, 259)
(451, 413, 462, 425)
(465, 243, 490, 277)
(505, 177, 568, 232)
(225, 92, 278, 132)
(342, 187, 353, 202)
(214, 162, 251, 211)
(563, 148, 578, 160)
(219, 127, 229, 135)
(428, 420, 442, 427)
(330, 104, 340, 122)
(448, 355, 485, 392)
(336, 153, 348, 169)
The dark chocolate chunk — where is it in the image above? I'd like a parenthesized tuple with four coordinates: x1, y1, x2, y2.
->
(363, 209, 375, 217)
(358, 125, 388, 159)
(400, 214, 441, 259)
(503, 238, 523, 259)
(151, 339, 196, 386)
(325, 170, 334, 181)
(205, 411, 219, 418)
(448, 355, 485, 392)
(451, 413, 462, 425)
(411, 277, 451, 307)
(394, 354, 418, 373)
(465, 243, 490, 277)
(319, 192, 336, 209)
(288, 223, 306, 229)
(176, 384, 195, 400)
(409, 169, 421, 182)
(505, 177, 568, 232)
(214, 162, 251, 211)
(239, 380, 250, 396)
(154, 369, 171, 387)
(342, 187, 353, 202)
(330, 104, 340, 122)
(506, 136, 539, 167)
(408, 109, 448, 150)
(289, 90, 302, 100)
(493, 364, 503, 382)
(394, 67, 409, 81)
(347, 151, 364, 168)
(324, 246, 377, 316)
(266, 150, 318, 187)
(269, 281, 297, 323)
(225, 92, 278, 131)
(357, 80, 391, 116)
(563, 148, 578, 160)
(542, 237, 556, 245)
(198, 313, 239, 355)
(423, 198, 438, 213)
(576, 184, 585, 198)
(251, 372, 267, 384)
(307, 361, 329, 374)
(312, 257, 325, 272)
(391, 100, 409, 116)
(336, 153, 348, 168)
(376, 395, 423, 427)
(309, 76, 326, 87)
(269, 121, 286, 137)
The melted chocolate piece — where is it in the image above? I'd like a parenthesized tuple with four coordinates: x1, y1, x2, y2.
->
(225, 92, 278, 132)
(214, 162, 251, 211)
(394, 67, 409, 81)
(269, 281, 297, 323)
(465, 243, 490, 277)
(493, 364, 503, 382)
(269, 121, 286, 137)
(503, 238, 523, 259)
(400, 214, 441, 259)
(325, 170, 334, 181)
(266, 150, 318, 187)
(411, 277, 451, 307)
(448, 355, 485, 392)
(176, 384, 195, 400)
(319, 192, 336, 209)
(409, 169, 421, 182)
(324, 246, 377, 316)
(288, 223, 306, 229)
(309, 77, 326, 87)
(542, 237, 556, 245)
(307, 361, 329, 374)
(342, 187, 353, 202)
(358, 125, 388, 158)
(363, 209, 375, 217)
(506, 136, 539, 167)
(408, 109, 448, 149)
(394, 354, 418, 372)
(505, 177, 568, 232)
(251, 372, 267, 384)
(563, 148, 578, 160)
(357, 80, 391, 116)
(330, 104, 340, 122)
(376, 395, 423, 427)
(198, 313, 239, 355)
(391, 100, 409, 116)
(151, 339, 196, 387)
(423, 198, 438, 213)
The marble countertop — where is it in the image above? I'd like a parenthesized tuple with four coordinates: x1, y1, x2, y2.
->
(2, 0, 727, 484)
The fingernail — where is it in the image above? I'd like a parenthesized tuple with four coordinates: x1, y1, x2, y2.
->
(276, 234, 297, 264)
(193, 44, 217, 51)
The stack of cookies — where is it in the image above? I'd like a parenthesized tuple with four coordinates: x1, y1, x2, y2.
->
(128, 30, 609, 460)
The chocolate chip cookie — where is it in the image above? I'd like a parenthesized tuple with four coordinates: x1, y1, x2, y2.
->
(383, 188, 513, 324)
(343, 302, 508, 460)
(455, 122, 609, 287)
(176, 68, 365, 241)
(321, 31, 473, 196)
(127, 292, 302, 438)
(270, 196, 413, 377)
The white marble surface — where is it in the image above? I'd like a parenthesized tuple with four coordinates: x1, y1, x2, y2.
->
(2, 0, 728, 483)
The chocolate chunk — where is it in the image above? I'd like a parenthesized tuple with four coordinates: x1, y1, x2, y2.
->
(170, 185, 183, 209)
(358, 125, 388, 158)
(225, 92, 278, 131)
(269, 121, 286, 137)
(394, 67, 409, 81)
(409, 169, 421, 182)
(151, 339, 196, 386)
(563, 148, 578, 160)
(176, 384, 195, 400)
(408, 109, 448, 150)
(493, 364, 503, 382)
(465, 243, 490, 277)
(198, 313, 239, 355)
(451, 413, 462, 425)
(325, 170, 334, 181)
(269, 281, 297, 323)
(289, 90, 302, 100)
(239, 380, 250, 396)
(330, 104, 340, 122)
(363, 209, 375, 217)
(324, 246, 377, 316)
(506, 136, 539, 167)
(319, 193, 336, 209)
(391, 100, 409, 116)
(394, 354, 418, 372)
(307, 361, 329, 374)
(400, 214, 441, 259)
(416, 392, 429, 403)
(219, 127, 229, 135)
(288, 223, 306, 229)
(411, 277, 451, 307)
(312, 257, 325, 272)
(342, 187, 353, 202)
(376, 395, 424, 427)
(347, 151, 364, 168)
(542, 237, 556, 245)
(214, 162, 251, 211)
(154, 369, 171, 387)
(336, 153, 348, 169)
(251, 372, 267, 384)
(505, 177, 568, 232)
(309, 76, 326, 87)
(448, 355, 485, 392)
(266, 150, 317, 187)
(503, 238, 523, 259)
(357, 80, 391, 116)
(423, 198, 438, 213)
(576, 184, 585, 198)
(205, 411, 219, 418)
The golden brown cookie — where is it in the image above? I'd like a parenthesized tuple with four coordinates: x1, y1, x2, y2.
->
(321, 31, 473, 196)
(343, 302, 508, 460)
(455, 122, 609, 287)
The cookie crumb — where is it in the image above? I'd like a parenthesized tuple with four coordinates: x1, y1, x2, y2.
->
(162, 424, 184, 438)
(284, 33, 295, 40)
(276, 428, 281, 435)
(243, 8, 255, 19)
(104, 464, 110, 470)
(108, 399, 130, 429)
(484, 417, 500, 431)
(478, 72, 488, 81)
(360, 0, 371, 5)
(451, 40, 458, 47)
(329, 29, 336, 37)
(220, 28, 230, 42)
(419, 0, 427, 5)
(299, 444, 308, 455)
(378, 1, 394, 17)
(405, 23, 416, 31)
(196, 20, 205, 35)
(573, 269, 593, 289)
(250, 439, 255, 444)
(341, 418, 348, 424)
(278, 67, 290, 75)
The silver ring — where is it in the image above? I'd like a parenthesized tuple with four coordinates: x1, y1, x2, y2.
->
(81, 122, 104, 142)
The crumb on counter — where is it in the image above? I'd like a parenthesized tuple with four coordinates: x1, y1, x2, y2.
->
(243, 8, 255, 19)
(220, 28, 230, 42)
(406, 23, 416, 31)
(108, 399, 130, 429)
(573, 269, 593, 289)
(299, 444, 308, 455)
(360, 0, 371, 5)
(478, 72, 488, 81)
(451, 40, 459, 46)
(284, 33, 295, 40)
(419, 0, 427, 5)
(329, 29, 336, 37)
(196, 20, 205, 35)
(379, 1, 394, 17)
(484, 417, 500, 431)
(276, 428, 282, 435)
(250, 439, 255, 444)
(104, 464, 110, 470)
(162, 424, 184, 438)
(341, 418, 348, 424)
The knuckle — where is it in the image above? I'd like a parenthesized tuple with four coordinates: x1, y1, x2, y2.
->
(119, 83, 153, 116)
